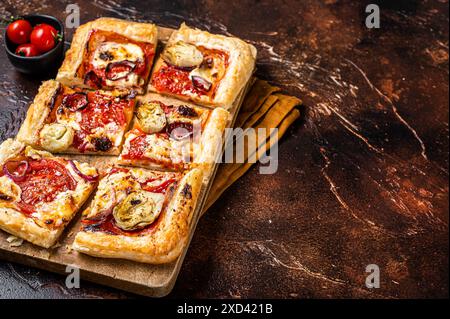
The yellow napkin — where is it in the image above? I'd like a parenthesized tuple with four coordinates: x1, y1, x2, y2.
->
(202, 79, 301, 214)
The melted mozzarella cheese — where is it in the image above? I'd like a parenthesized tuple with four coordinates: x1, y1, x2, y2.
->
(144, 134, 191, 164)
(92, 42, 144, 69)
(189, 57, 226, 87)
(34, 191, 74, 227)
(24, 146, 51, 160)
(143, 135, 172, 160)
(145, 192, 165, 216)
(87, 171, 135, 219)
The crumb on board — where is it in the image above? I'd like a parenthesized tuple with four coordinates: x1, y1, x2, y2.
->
(65, 245, 73, 253)
(6, 236, 23, 247)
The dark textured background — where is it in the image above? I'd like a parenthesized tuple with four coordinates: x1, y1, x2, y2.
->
(0, 0, 448, 299)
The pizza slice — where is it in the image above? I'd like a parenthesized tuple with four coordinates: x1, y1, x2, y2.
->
(149, 23, 256, 108)
(118, 94, 229, 171)
(17, 80, 135, 155)
(0, 139, 99, 248)
(72, 166, 203, 264)
(56, 17, 158, 94)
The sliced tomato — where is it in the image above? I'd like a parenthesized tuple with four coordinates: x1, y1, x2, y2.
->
(67, 92, 133, 152)
(122, 134, 147, 159)
(141, 178, 177, 194)
(152, 65, 198, 95)
(78, 92, 128, 132)
(12, 159, 76, 207)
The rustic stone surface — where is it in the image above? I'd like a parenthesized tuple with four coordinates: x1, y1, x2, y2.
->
(0, 0, 448, 298)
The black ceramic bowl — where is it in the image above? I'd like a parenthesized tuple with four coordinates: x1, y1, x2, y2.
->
(4, 14, 65, 74)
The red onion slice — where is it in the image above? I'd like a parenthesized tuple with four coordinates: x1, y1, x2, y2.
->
(162, 58, 196, 72)
(3, 161, 30, 182)
(191, 75, 212, 92)
(84, 71, 102, 88)
(62, 93, 88, 112)
(166, 122, 194, 140)
(69, 160, 98, 183)
(105, 60, 136, 81)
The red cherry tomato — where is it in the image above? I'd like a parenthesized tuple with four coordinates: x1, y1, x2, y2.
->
(38, 23, 58, 37)
(15, 43, 40, 57)
(30, 24, 57, 53)
(6, 19, 33, 45)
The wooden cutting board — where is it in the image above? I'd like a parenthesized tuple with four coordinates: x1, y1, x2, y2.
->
(0, 25, 253, 297)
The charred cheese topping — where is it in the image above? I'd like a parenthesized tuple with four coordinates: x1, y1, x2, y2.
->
(92, 42, 144, 69)
(166, 106, 201, 125)
(142, 134, 173, 159)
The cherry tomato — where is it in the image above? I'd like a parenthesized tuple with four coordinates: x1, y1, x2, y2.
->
(15, 43, 40, 57)
(6, 19, 33, 45)
(38, 23, 58, 37)
(30, 24, 57, 53)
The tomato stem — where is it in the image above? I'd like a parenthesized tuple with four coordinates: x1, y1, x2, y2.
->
(0, 15, 22, 26)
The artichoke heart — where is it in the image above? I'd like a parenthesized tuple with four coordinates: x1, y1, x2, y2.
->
(136, 102, 167, 133)
(39, 123, 74, 152)
(162, 41, 203, 68)
(113, 191, 164, 231)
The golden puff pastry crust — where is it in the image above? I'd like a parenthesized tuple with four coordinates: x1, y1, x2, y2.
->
(0, 139, 99, 248)
(17, 80, 60, 148)
(72, 167, 203, 264)
(149, 23, 256, 108)
(56, 17, 158, 93)
(17, 80, 135, 156)
(117, 93, 230, 173)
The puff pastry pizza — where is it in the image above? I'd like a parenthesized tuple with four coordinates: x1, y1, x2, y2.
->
(0, 139, 98, 248)
(72, 166, 203, 264)
(17, 80, 135, 155)
(118, 94, 229, 171)
(149, 23, 256, 108)
(56, 17, 158, 93)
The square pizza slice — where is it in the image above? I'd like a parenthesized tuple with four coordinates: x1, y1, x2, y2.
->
(0, 139, 99, 248)
(17, 80, 135, 155)
(149, 23, 257, 108)
(118, 94, 229, 171)
(56, 17, 158, 94)
(72, 166, 203, 264)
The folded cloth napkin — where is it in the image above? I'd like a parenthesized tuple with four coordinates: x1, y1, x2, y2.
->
(202, 79, 302, 215)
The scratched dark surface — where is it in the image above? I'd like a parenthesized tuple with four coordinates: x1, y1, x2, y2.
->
(0, 0, 448, 299)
